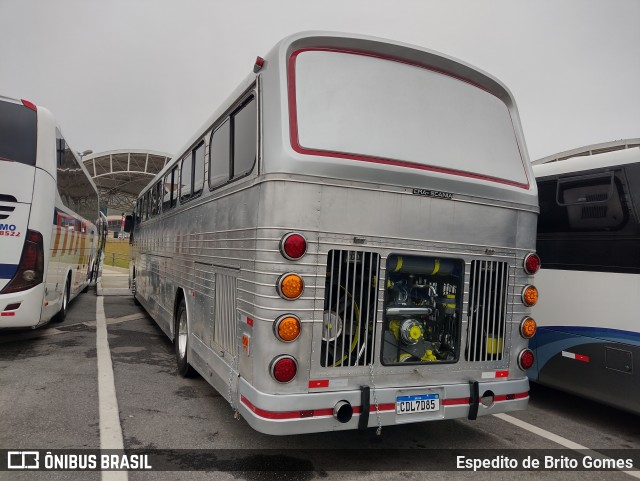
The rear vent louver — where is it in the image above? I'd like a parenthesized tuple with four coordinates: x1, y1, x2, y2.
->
(465, 260, 509, 362)
(321, 250, 380, 368)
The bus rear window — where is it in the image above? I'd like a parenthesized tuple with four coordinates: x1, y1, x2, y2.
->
(0, 100, 37, 166)
(292, 50, 528, 187)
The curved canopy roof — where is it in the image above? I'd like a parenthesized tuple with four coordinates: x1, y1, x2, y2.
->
(83, 149, 172, 212)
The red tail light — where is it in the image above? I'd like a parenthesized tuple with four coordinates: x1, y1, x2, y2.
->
(518, 349, 535, 370)
(1, 230, 44, 294)
(270, 355, 298, 383)
(280, 233, 307, 260)
(523, 253, 541, 275)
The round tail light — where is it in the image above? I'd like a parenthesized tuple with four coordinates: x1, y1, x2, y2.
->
(521, 285, 538, 306)
(274, 315, 301, 342)
(277, 273, 304, 300)
(520, 316, 537, 339)
(518, 349, 535, 370)
(280, 233, 307, 260)
(270, 355, 298, 383)
(524, 253, 541, 275)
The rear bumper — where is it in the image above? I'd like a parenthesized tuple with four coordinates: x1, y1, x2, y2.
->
(0, 284, 45, 329)
(238, 377, 529, 435)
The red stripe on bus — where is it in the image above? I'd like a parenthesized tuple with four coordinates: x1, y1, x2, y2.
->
(239, 391, 528, 421)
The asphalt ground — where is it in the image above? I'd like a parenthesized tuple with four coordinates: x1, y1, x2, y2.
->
(0, 281, 638, 481)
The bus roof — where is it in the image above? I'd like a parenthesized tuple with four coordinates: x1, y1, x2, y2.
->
(532, 139, 640, 178)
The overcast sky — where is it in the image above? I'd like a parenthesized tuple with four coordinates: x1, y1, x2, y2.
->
(0, 0, 638, 162)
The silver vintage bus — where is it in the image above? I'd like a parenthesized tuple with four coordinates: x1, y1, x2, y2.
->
(128, 31, 540, 435)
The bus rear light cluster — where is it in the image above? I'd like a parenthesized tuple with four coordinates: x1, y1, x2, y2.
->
(520, 316, 537, 339)
(270, 355, 298, 383)
(518, 349, 535, 370)
(274, 314, 301, 342)
(523, 253, 541, 275)
(1, 230, 44, 294)
(280, 233, 307, 260)
(276, 273, 304, 300)
(521, 285, 538, 307)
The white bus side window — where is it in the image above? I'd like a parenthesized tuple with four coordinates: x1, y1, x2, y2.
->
(209, 118, 230, 189)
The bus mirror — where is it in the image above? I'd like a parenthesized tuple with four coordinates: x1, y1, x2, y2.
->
(123, 215, 133, 233)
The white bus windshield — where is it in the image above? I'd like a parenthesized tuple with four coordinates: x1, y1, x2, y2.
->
(293, 50, 528, 186)
(0, 100, 37, 166)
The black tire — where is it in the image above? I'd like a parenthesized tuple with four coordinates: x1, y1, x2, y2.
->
(52, 278, 69, 323)
(175, 298, 195, 377)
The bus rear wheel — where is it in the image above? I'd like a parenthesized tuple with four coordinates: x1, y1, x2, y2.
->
(175, 299, 195, 377)
(52, 278, 69, 323)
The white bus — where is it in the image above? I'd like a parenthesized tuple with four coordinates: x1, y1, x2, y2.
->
(0, 95, 101, 328)
(128, 32, 540, 435)
(530, 139, 640, 414)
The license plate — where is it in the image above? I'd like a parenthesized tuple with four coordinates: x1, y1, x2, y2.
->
(396, 393, 440, 414)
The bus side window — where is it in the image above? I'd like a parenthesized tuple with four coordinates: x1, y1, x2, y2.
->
(232, 96, 257, 179)
(180, 154, 192, 202)
(162, 172, 172, 211)
(209, 119, 231, 189)
(193, 142, 205, 197)
(170, 165, 178, 208)
(155, 181, 162, 216)
(150, 184, 157, 218)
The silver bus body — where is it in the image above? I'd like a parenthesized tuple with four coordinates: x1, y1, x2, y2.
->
(130, 32, 539, 434)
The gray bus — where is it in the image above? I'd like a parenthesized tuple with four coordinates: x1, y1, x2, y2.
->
(128, 31, 539, 435)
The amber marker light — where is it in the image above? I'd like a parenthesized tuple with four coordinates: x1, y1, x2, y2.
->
(274, 314, 301, 342)
(276, 273, 304, 300)
(520, 317, 537, 339)
(521, 285, 538, 307)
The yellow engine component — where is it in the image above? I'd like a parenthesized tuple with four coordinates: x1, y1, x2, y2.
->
(421, 349, 437, 361)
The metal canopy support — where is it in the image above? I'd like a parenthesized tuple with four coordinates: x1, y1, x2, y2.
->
(82, 149, 174, 213)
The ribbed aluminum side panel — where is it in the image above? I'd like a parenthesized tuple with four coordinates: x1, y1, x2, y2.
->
(214, 273, 238, 357)
(466, 260, 509, 362)
(322, 250, 380, 368)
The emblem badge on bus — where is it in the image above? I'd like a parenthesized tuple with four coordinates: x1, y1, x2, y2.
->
(412, 188, 453, 200)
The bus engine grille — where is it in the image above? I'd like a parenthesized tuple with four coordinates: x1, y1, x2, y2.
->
(465, 260, 510, 362)
(321, 250, 380, 368)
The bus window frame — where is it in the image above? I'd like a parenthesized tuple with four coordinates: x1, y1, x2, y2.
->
(208, 92, 257, 192)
